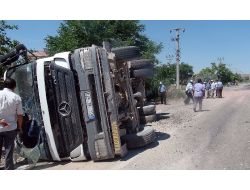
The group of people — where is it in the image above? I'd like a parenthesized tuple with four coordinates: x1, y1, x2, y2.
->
(184, 79, 223, 112)
(204, 79, 223, 99)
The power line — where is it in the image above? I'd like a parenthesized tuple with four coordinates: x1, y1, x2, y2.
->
(217, 57, 224, 64)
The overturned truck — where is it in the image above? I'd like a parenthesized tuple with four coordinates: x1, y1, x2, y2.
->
(0, 43, 157, 163)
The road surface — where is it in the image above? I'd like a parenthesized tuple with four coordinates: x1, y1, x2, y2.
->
(32, 84, 250, 169)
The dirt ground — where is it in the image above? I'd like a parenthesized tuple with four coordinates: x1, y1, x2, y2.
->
(2, 83, 250, 170)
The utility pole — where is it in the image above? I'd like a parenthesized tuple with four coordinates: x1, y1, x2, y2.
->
(170, 28, 185, 89)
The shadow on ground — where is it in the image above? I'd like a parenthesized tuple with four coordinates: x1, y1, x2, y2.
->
(242, 85, 250, 90)
(86, 131, 171, 163)
(156, 112, 170, 121)
(120, 131, 170, 162)
(199, 109, 210, 112)
(31, 161, 70, 170)
(14, 131, 171, 170)
(14, 159, 72, 170)
(233, 84, 249, 91)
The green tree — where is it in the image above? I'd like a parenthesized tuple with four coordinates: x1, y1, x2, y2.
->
(216, 63, 234, 83)
(232, 73, 243, 82)
(197, 62, 240, 84)
(146, 62, 193, 99)
(152, 62, 193, 86)
(179, 62, 194, 84)
(45, 20, 162, 62)
(197, 67, 216, 81)
(0, 21, 19, 78)
(0, 21, 19, 55)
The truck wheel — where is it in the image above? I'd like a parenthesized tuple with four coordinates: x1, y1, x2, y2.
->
(130, 59, 154, 70)
(136, 100, 144, 107)
(135, 96, 144, 107)
(144, 102, 156, 106)
(140, 114, 157, 124)
(124, 126, 156, 149)
(138, 105, 156, 116)
(111, 46, 140, 62)
(132, 68, 154, 78)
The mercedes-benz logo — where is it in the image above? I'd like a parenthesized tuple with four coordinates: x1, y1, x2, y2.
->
(58, 101, 71, 117)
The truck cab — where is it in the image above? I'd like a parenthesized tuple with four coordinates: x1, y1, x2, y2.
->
(5, 52, 89, 161)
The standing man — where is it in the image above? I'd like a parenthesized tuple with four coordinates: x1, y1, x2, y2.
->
(158, 81, 167, 105)
(0, 78, 23, 170)
(184, 80, 194, 105)
(193, 79, 205, 112)
(202, 82, 206, 98)
(215, 80, 219, 98)
(206, 80, 212, 98)
(217, 80, 223, 98)
(210, 80, 216, 98)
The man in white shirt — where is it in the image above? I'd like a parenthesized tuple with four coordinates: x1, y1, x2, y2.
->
(217, 80, 223, 98)
(184, 80, 194, 105)
(210, 80, 216, 98)
(214, 80, 218, 98)
(0, 78, 23, 170)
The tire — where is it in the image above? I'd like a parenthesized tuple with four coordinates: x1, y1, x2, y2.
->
(130, 59, 154, 70)
(136, 100, 144, 107)
(124, 126, 156, 149)
(138, 105, 156, 116)
(132, 68, 154, 78)
(144, 102, 156, 106)
(140, 114, 157, 124)
(111, 46, 140, 62)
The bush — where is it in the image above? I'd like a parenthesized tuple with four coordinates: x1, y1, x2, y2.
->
(145, 77, 171, 101)
(167, 85, 186, 99)
(146, 84, 186, 102)
(145, 63, 193, 101)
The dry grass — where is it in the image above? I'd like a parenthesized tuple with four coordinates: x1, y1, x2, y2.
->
(166, 85, 186, 99)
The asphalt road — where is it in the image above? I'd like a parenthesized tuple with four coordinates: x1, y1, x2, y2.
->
(33, 84, 250, 170)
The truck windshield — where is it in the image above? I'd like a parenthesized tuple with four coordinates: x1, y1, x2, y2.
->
(6, 63, 42, 124)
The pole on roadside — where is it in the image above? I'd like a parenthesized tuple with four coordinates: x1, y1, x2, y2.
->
(170, 28, 185, 89)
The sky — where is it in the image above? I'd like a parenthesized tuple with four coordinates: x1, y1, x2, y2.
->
(5, 20, 250, 74)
